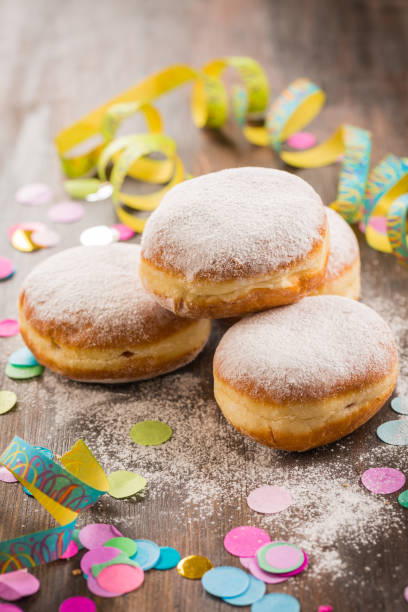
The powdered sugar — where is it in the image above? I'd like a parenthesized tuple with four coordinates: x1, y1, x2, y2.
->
(141, 167, 326, 281)
(325, 207, 359, 279)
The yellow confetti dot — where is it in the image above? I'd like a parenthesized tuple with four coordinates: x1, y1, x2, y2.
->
(177, 555, 213, 579)
(11, 229, 40, 252)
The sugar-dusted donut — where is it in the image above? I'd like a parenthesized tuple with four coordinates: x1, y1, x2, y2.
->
(140, 167, 329, 318)
(313, 207, 360, 299)
(213, 296, 398, 451)
(19, 244, 211, 383)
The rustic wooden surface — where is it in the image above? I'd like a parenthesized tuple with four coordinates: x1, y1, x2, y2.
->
(1, 0, 408, 610)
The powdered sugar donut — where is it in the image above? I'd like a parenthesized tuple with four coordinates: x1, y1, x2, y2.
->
(140, 167, 329, 318)
(312, 207, 360, 299)
(19, 244, 211, 383)
(213, 296, 398, 451)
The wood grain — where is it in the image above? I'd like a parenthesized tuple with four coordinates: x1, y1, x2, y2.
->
(1, 0, 408, 610)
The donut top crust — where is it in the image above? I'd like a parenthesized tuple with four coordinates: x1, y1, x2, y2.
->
(19, 244, 196, 349)
(325, 207, 359, 280)
(141, 167, 327, 282)
(214, 296, 398, 403)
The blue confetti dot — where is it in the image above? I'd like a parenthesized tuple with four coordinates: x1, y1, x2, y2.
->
(130, 539, 160, 570)
(223, 575, 265, 606)
(154, 546, 181, 570)
(251, 593, 300, 612)
(9, 347, 38, 368)
(377, 420, 408, 445)
(202, 566, 250, 598)
(391, 397, 408, 415)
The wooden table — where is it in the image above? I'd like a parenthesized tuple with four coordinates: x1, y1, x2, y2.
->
(1, 0, 408, 610)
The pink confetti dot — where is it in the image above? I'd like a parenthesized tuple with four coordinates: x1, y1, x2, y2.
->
(112, 224, 135, 241)
(0, 570, 40, 601)
(80, 546, 122, 575)
(0, 605, 24, 612)
(0, 467, 18, 483)
(48, 201, 85, 224)
(96, 563, 144, 594)
(404, 586, 408, 602)
(269, 550, 309, 577)
(0, 319, 19, 338)
(31, 228, 60, 248)
(224, 526, 271, 558)
(79, 523, 123, 550)
(361, 467, 406, 494)
(86, 575, 120, 598)
(59, 596, 96, 612)
(60, 540, 79, 559)
(239, 556, 254, 569)
(15, 183, 52, 206)
(286, 131, 316, 149)
(264, 543, 304, 572)
(0, 257, 14, 281)
(7, 222, 46, 240)
(248, 557, 288, 584)
(318, 607, 334, 612)
(247, 485, 292, 514)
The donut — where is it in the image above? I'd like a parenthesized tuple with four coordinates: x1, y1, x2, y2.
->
(140, 167, 329, 318)
(312, 207, 360, 299)
(18, 244, 211, 383)
(213, 296, 398, 451)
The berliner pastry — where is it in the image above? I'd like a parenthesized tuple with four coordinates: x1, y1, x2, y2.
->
(140, 167, 329, 318)
(19, 244, 211, 383)
(313, 207, 360, 299)
(213, 296, 398, 451)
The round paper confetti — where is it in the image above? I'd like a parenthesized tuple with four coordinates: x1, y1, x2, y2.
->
(86, 575, 120, 598)
(248, 557, 288, 584)
(31, 228, 60, 248)
(11, 229, 39, 253)
(60, 540, 79, 559)
(239, 556, 253, 569)
(0, 467, 18, 483)
(80, 225, 114, 246)
(361, 467, 406, 494)
(80, 546, 122, 576)
(79, 523, 123, 550)
(0, 258, 14, 281)
(258, 542, 304, 574)
(0, 605, 24, 611)
(48, 201, 85, 224)
(404, 586, 408, 602)
(377, 420, 408, 445)
(0, 391, 17, 415)
(15, 182, 52, 206)
(318, 607, 334, 612)
(112, 223, 135, 241)
(91, 554, 140, 578)
(398, 490, 408, 508)
(0, 570, 40, 601)
(96, 563, 144, 594)
(247, 485, 292, 514)
(177, 555, 213, 579)
(286, 131, 316, 149)
(107, 470, 147, 499)
(0, 320, 19, 337)
(154, 546, 181, 570)
(391, 397, 408, 415)
(252, 593, 300, 612)
(130, 420, 173, 446)
(131, 539, 160, 570)
(5, 364, 44, 380)
(7, 222, 46, 240)
(86, 182, 113, 202)
(59, 596, 96, 612)
(9, 347, 38, 368)
(270, 550, 309, 577)
(104, 537, 137, 557)
(201, 566, 250, 598)
(224, 526, 271, 558)
(223, 575, 266, 606)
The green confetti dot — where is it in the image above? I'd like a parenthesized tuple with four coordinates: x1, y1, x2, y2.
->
(0, 390, 17, 414)
(91, 552, 140, 577)
(104, 537, 137, 558)
(398, 490, 408, 508)
(108, 470, 147, 499)
(5, 363, 44, 380)
(130, 420, 172, 446)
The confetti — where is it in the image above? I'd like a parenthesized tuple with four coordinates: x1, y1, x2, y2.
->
(247, 557, 288, 584)
(107, 470, 147, 499)
(201, 566, 250, 598)
(222, 575, 266, 606)
(86, 183, 113, 202)
(247, 485, 292, 514)
(252, 593, 300, 612)
(398, 490, 408, 508)
(257, 542, 304, 574)
(5, 364, 44, 380)
(130, 420, 173, 446)
(15, 183, 52, 206)
(286, 131, 316, 149)
(0, 391, 17, 415)
(404, 586, 408, 603)
(361, 467, 406, 494)
(104, 537, 137, 558)
(224, 526, 271, 558)
(112, 223, 135, 241)
(64, 178, 112, 201)
(0, 257, 15, 281)
(59, 596, 96, 612)
(0, 570, 40, 601)
(96, 564, 144, 594)
(91, 554, 140, 578)
(391, 397, 408, 415)
(0, 319, 19, 337)
(0, 467, 18, 483)
(377, 420, 408, 445)
(131, 539, 160, 570)
(239, 556, 253, 569)
(0, 605, 24, 611)
(79, 523, 123, 550)
(80, 225, 115, 246)
(318, 607, 334, 612)
(23, 447, 53, 497)
(270, 550, 309, 577)
(9, 347, 38, 368)
(177, 555, 213, 579)
(7, 222, 46, 240)
(48, 201, 85, 223)
(31, 227, 60, 248)
(154, 546, 181, 570)
(60, 540, 79, 559)
(11, 229, 40, 252)
(80, 547, 122, 576)
(86, 575, 120, 598)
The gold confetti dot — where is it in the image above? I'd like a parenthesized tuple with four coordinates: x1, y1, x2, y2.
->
(177, 555, 213, 579)
(72, 569, 82, 576)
